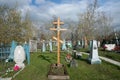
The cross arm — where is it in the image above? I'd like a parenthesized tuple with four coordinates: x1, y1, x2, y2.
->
(50, 28, 57, 30)
(53, 22, 64, 25)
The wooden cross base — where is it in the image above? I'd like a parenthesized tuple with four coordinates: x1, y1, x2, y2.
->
(47, 64, 70, 80)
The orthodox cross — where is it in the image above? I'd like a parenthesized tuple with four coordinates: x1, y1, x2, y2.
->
(50, 17, 67, 65)
(53, 36, 63, 43)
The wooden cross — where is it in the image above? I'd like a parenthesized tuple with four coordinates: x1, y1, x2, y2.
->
(50, 17, 67, 65)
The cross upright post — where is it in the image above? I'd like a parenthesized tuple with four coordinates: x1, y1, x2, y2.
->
(50, 17, 67, 65)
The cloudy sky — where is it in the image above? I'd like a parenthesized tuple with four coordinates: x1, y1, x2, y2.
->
(0, 0, 120, 29)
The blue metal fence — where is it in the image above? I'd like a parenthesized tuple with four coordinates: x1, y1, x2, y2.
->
(0, 41, 17, 60)
(0, 41, 30, 64)
(0, 47, 10, 60)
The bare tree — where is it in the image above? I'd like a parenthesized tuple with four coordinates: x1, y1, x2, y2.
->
(77, 0, 98, 47)
(61, 19, 78, 40)
(95, 12, 113, 40)
(77, 0, 113, 47)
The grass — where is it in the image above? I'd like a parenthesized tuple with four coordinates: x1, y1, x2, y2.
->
(11, 51, 120, 80)
(0, 60, 15, 77)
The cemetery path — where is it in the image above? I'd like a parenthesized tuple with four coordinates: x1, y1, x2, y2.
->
(99, 56, 120, 66)
(81, 52, 120, 67)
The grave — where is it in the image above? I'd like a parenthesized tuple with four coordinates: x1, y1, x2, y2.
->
(29, 40, 37, 52)
(62, 39, 67, 50)
(73, 50, 82, 59)
(0, 41, 30, 79)
(97, 41, 100, 47)
(88, 40, 101, 64)
(78, 40, 81, 46)
(23, 43, 30, 64)
(49, 39, 52, 52)
(42, 40, 46, 52)
(67, 41, 72, 48)
(81, 39, 84, 48)
(8, 40, 17, 60)
(70, 59, 78, 67)
(89, 40, 92, 52)
(14, 45, 26, 69)
(48, 64, 69, 80)
(48, 17, 69, 80)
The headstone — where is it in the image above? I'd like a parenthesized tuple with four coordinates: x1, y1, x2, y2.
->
(67, 41, 72, 48)
(23, 43, 30, 64)
(88, 40, 101, 64)
(62, 39, 67, 50)
(46, 43, 49, 51)
(73, 50, 82, 59)
(49, 39, 52, 52)
(14, 45, 26, 68)
(78, 40, 81, 46)
(70, 59, 78, 67)
(76, 52, 82, 59)
(42, 40, 46, 52)
(89, 40, 92, 51)
(29, 40, 37, 52)
(8, 40, 17, 59)
(81, 39, 84, 48)
(97, 41, 100, 47)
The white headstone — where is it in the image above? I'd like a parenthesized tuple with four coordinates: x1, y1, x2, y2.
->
(29, 40, 37, 52)
(88, 40, 101, 64)
(42, 41, 46, 52)
(14, 45, 26, 68)
(97, 41, 100, 47)
(49, 39, 52, 52)
(62, 39, 67, 50)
